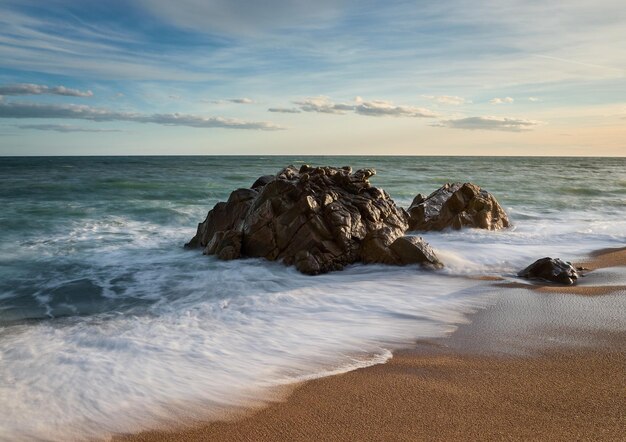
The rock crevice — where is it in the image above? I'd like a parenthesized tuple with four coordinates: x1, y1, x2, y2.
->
(186, 165, 442, 274)
(407, 182, 509, 231)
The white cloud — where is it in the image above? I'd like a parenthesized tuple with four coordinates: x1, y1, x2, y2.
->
(268, 107, 301, 113)
(489, 97, 514, 105)
(0, 83, 93, 97)
(354, 97, 438, 118)
(293, 96, 438, 118)
(17, 124, 122, 133)
(0, 101, 283, 130)
(528, 97, 540, 102)
(433, 116, 542, 132)
(293, 96, 352, 114)
(422, 95, 468, 105)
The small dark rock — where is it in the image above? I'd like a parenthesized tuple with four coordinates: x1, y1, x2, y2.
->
(518, 257, 579, 285)
(389, 236, 443, 269)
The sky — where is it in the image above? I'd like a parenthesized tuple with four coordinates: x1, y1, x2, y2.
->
(0, 0, 625, 156)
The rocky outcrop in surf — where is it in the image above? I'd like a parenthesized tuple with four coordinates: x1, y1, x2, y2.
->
(407, 182, 510, 231)
(518, 257, 579, 285)
(186, 165, 442, 275)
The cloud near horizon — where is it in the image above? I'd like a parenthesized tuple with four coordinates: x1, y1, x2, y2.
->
(489, 97, 514, 105)
(422, 95, 468, 105)
(433, 116, 542, 132)
(268, 107, 301, 113)
(203, 98, 256, 104)
(293, 96, 438, 118)
(17, 124, 122, 133)
(0, 101, 283, 130)
(0, 83, 93, 97)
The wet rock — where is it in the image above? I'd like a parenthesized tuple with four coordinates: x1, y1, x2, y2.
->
(360, 227, 401, 265)
(359, 231, 441, 269)
(389, 236, 443, 268)
(204, 229, 242, 261)
(251, 175, 275, 189)
(187, 165, 438, 275)
(518, 257, 579, 285)
(407, 182, 509, 231)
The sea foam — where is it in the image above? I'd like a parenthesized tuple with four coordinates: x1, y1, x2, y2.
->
(0, 249, 494, 440)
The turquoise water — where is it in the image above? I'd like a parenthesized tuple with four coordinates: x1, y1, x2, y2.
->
(0, 156, 625, 439)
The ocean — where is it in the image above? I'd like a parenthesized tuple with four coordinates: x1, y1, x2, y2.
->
(1, 156, 625, 439)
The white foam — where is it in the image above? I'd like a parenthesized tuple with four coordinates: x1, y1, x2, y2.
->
(0, 259, 493, 441)
(0, 210, 624, 440)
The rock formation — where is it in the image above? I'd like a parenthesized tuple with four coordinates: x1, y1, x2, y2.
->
(407, 182, 510, 231)
(518, 257, 579, 285)
(186, 165, 442, 274)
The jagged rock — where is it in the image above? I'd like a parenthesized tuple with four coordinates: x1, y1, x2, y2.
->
(204, 229, 242, 261)
(359, 230, 441, 269)
(407, 182, 509, 231)
(518, 257, 579, 285)
(389, 236, 443, 268)
(361, 227, 401, 265)
(186, 165, 442, 274)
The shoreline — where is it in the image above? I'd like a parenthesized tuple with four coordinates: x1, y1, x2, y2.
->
(118, 247, 626, 441)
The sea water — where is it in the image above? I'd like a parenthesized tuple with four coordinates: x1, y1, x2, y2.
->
(0, 156, 625, 439)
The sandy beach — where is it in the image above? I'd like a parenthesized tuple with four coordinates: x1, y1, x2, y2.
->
(3, 1, 626, 439)
(118, 248, 626, 442)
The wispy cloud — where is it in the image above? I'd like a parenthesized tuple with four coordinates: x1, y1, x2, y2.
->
(0, 83, 93, 97)
(137, 0, 343, 35)
(268, 107, 301, 113)
(17, 124, 122, 133)
(0, 101, 283, 130)
(203, 98, 256, 104)
(293, 96, 353, 114)
(489, 97, 514, 105)
(354, 97, 438, 118)
(230, 98, 255, 104)
(528, 97, 540, 102)
(433, 116, 542, 132)
(422, 95, 468, 105)
(293, 96, 438, 118)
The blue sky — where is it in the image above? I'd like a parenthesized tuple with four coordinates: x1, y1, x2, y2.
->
(0, 0, 624, 155)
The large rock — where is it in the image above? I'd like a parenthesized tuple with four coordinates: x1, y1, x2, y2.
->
(407, 182, 510, 231)
(518, 257, 579, 285)
(186, 165, 441, 274)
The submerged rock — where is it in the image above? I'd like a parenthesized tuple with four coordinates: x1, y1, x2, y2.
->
(407, 182, 509, 231)
(518, 257, 579, 285)
(186, 165, 441, 274)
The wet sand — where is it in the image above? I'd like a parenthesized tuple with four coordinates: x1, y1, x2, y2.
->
(119, 248, 626, 441)
(578, 246, 626, 270)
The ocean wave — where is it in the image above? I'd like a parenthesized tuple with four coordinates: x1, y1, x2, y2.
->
(0, 262, 494, 440)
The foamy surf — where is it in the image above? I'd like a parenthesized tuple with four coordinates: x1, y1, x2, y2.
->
(0, 257, 495, 440)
